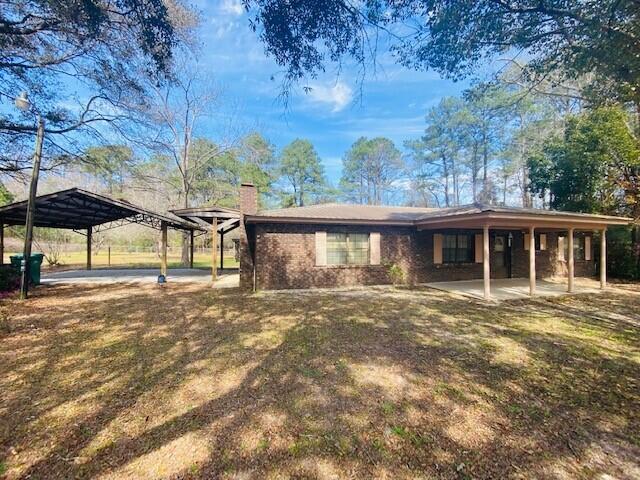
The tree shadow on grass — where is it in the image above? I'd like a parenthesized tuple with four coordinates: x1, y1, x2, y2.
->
(0, 283, 638, 479)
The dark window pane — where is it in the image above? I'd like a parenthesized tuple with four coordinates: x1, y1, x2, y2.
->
(442, 234, 474, 263)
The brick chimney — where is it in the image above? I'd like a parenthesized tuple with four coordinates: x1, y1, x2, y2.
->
(239, 183, 257, 215)
(239, 183, 257, 291)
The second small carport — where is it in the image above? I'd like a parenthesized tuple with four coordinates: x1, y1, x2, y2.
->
(171, 205, 240, 281)
(0, 188, 202, 276)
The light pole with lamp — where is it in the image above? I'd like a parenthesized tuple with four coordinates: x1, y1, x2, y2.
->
(15, 91, 45, 299)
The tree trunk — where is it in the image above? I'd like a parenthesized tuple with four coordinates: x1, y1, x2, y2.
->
(180, 179, 190, 266)
(471, 143, 479, 203)
(503, 175, 507, 206)
(482, 132, 488, 202)
(442, 154, 450, 207)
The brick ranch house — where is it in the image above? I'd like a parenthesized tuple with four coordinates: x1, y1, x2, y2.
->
(237, 184, 631, 299)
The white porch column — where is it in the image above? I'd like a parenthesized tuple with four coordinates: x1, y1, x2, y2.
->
(483, 225, 490, 300)
(567, 227, 574, 293)
(529, 226, 536, 296)
(600, 228, 607, 289)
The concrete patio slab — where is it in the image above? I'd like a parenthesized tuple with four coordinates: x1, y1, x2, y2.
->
(41, 268, 239, 288)
(425, 277, 604, 301)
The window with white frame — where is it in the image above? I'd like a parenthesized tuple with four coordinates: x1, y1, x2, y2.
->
(326, 233, 370, 265)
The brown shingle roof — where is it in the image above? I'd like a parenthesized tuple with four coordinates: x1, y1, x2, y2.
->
(256, 203, 442, 222)
(247, 202, 632, 225)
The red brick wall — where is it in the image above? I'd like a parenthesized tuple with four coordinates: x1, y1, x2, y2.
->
(255, 224, 415, 290)
(252, 223, 596, 290)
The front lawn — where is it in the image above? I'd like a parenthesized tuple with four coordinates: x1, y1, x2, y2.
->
(0, 283, 638, 479)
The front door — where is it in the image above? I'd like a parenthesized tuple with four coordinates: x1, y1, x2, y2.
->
(493, 234, 513, 279)
(505, 233, 513, 278)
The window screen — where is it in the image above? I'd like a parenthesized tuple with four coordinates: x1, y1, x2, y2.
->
(327, 233, 370, 265)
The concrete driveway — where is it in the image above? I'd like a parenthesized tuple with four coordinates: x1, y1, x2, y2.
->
(41, 268, 239, 288)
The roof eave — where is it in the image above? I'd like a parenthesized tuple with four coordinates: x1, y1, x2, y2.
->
(246, 210, 633, 228)
(244, 215, 415, 226)
(415, 211, 633, 228)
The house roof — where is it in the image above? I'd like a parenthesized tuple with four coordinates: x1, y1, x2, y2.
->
(249, 203, 441, 224)
(0, 188, 200, 231)
(245, 202, 632, 228)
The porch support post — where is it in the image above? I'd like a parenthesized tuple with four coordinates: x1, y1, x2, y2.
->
(483, 225, 490, 300)
(211, 218, 218, 282)
(529, 226, 536, 296)
(220, 230, 224, 270)
(0, 222, 4, 266)
(567, 227, 574, 293)
(600, 228, 607, 289)
(189, 230, 194, 269)
(86, 227, 92, 271)
(160, 221, 167, 276)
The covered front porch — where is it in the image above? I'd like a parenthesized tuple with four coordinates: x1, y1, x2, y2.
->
(426, 277, 604, 301)
(417, 205, 631, 301)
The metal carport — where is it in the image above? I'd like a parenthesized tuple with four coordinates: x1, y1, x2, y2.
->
(0, 188, 202, 276)
(170, 205, 240, 281)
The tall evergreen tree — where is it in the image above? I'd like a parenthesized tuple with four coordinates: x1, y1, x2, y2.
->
(279, 139, 326, 207)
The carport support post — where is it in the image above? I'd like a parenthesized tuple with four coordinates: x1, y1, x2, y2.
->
(160, 221, 168, 276)
(529, 226, 536, 296)
(483, 225, 490, 300)
(220, 230, 224, 270)
(600, 228, 607, 289)
(567, 228, 575, 293)
(86, 227, 92, 270)
(189, 230, 194, 269)
(211, 217, 217, 282)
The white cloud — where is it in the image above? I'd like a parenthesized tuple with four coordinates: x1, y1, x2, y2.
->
(219, 0, 244, 16)
(307, 81, 353, 112)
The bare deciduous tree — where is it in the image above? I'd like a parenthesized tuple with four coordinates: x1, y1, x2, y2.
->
(132, 55, 238, 265)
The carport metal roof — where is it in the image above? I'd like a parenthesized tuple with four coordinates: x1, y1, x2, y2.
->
(0, 188, 200, 231)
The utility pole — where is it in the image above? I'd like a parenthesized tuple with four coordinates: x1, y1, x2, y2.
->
(20, 115, 44, 299)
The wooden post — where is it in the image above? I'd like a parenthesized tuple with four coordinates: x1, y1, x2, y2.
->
(189, 230, 194, 269)
(0, 222, 4, 266)
(87, 227, 92, 271)
(211, 218, 217, 282)
(160, 221, 168, 276)
(529, 226, 536, 296)
(220, 230, 224, 270)
(108, 245, 111, 267)
(567, 228, 574, 293)
(19, 115, 45, 300)
(483, 225, 490, 300)
(600, 228, 607, 289)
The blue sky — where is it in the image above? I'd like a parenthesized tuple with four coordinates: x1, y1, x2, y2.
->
(197, 0, 470, 183)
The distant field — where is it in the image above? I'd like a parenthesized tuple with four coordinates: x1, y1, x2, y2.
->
(2, 250, 238, 270)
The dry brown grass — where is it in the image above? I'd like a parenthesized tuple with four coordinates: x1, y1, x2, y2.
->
(0, 282, 639, 479)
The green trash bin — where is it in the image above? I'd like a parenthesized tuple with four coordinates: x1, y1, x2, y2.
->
(9, 254, 22, 271)
(9, 253, 45, 285)
(30, 253, 45, 285)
